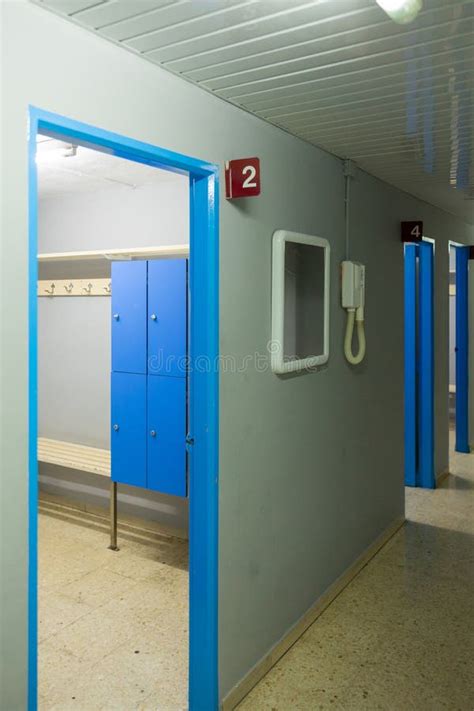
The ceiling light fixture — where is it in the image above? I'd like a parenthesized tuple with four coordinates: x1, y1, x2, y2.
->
(35, 142, 78, 165)
(375, 0, 422, 24)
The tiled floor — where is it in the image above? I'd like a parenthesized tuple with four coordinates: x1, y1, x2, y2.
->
(38, 500, 188, 710)
(39, 436, 474, 711)
(238, 436, 474, 710)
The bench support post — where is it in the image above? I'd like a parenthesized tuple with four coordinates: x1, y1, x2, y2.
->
(108, 481, 119, 551)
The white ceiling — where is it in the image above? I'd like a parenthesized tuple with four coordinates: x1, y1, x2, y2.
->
(36, 0, 473, 223)
(37, 136, 184, 198)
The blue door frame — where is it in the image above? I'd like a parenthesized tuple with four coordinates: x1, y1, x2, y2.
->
(28, 107, 219, 710)
(404, 241, 435, 488)
(455, 245, 470, 453)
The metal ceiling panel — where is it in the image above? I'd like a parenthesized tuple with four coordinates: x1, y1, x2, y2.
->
(42, 0, 107, 14)
(35, 0, 474, 222)
(144, 1, 375, 63)
(100, 0, 249, 44)
(72, 0, 177, 29)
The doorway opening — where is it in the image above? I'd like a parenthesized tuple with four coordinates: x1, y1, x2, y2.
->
(29, 109, 219, 711)
(449, 242, 470, 456)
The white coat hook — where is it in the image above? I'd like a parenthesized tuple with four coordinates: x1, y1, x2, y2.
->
(38, 278, 111, 297)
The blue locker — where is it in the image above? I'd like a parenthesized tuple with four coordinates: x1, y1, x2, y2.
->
(147, 375, 187, 496)
(111, 372, 147, 488)
(148, 259, 187, 378)
(111, 260, 147, 374)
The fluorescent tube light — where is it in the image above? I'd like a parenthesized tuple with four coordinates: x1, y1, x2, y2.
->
(376, 0, 422, 24)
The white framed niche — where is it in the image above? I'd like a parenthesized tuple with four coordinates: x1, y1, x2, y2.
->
(271, 230, 330, 374)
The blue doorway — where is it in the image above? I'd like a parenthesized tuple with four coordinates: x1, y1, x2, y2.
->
(404, 240, 435, 488)
(28, 108, 219, 710)
(453, 245, 470, 453)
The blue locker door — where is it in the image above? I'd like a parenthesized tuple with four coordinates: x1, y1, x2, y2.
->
(455, 246, 470, 453)
(111, 260, 147, 374)
(147, 375, 186, 497)
(148, 259, 187, 378)
(111, 372, 147, 488)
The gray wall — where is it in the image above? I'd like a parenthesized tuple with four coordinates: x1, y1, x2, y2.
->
(38, 180, 189, 529)
(1, 2, 473, 709)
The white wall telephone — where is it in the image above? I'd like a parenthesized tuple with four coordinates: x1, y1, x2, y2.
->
(341, 261, 366, 365)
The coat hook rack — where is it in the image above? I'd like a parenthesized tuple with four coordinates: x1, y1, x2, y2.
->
(38, 278, 112, 297)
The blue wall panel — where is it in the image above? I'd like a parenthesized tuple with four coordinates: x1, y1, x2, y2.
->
(148, 259, 187, 378)
(111, 260, 147, 374)
(147, 375, 187, 497)
(111, 372, 147, 488)
(455, 246, 470, 453)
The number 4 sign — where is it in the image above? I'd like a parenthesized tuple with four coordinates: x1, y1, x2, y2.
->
(225, 157, 261, 199)
(401, 221, 423, 243)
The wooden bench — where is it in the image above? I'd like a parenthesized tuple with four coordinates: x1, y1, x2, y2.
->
(37, 437, 118, 549)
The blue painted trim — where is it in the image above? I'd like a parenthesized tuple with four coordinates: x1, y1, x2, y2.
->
(455, 246, 470, 453)
(404, 244, 417, 486)
(30, 107, 215, 178)
(419, 241, 435, 488)
(28, 109, 39, 711)
(188, 174, 219, 711)
(28, 107, 219, 710)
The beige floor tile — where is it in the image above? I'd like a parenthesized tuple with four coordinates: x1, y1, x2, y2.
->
(65, 627, 189, 711)
(38, 504, 188, 710)
(59, 566, 141, 610)
(38, 590, 93, 644)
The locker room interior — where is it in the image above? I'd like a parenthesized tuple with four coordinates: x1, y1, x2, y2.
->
(37, 142, 191, 706)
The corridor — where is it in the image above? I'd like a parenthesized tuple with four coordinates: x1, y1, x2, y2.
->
(239, 436, 474, 710)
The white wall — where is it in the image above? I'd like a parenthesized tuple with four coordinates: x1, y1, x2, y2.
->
(39, 180, 188, 254)
(1, 3, 473, 709)
(38, 179, 189, 529)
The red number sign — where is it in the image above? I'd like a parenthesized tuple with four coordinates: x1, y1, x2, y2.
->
(225, 157, 261, 199)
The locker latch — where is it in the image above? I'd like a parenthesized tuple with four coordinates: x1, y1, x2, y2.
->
(185, 434, 194, 452)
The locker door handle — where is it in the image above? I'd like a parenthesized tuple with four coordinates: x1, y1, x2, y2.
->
(113, 424, 119, 431)
(113, 313, 120, 321)
(150, 430, 157, 437)
(150, 314, 157, 321)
